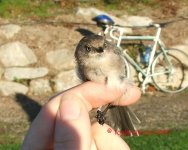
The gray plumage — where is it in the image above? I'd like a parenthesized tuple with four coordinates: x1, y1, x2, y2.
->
(75, 34, 140, 136)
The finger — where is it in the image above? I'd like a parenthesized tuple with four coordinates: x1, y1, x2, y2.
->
(91, 123, 130, 150)
(21, 95, 61, 149)
(68, 81, 140, 108)
(113, 86, 141, 106)
(54, 95, 91, 150)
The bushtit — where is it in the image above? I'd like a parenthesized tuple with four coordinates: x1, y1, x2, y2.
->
(75, 34, 140, 136)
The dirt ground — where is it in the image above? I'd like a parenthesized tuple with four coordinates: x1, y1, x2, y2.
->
(131, 91, 188, 130)
(0, 2, 188, 144)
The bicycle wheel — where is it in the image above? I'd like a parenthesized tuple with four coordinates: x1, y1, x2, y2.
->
(121, 50, 141, 86)
(121, 54, 131, 79)
(152, 49, 188, 93)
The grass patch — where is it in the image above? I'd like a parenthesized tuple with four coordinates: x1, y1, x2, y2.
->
(0, 0, 61, 19)
(0, 129, 188, 149)
(30, 1, 60, 18)
(0, 134, 21, 150)
(0, 121, 28, 147)
(0, 0, 161, 19)
(0, 143, 21, 150)
(123, 129, 188, 150)
(0, 0, 29, 18)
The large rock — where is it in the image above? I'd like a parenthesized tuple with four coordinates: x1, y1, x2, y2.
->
(76, 7, 132, 33)
(172, 45, 188, 59)
(121, 15, 153, 26)
(52, 70, 81, 92)
(76, 7, 103, 17)
(0, 42, 37, 67)
(0, 24, 21, 38)
(171, 46, 188, 70)
(29, 79, 52, 96)
(46, 49, 75, 70)
(184, 38, 188, 45)
(4, 67, 48, 81)
(0, 81, 28, 96)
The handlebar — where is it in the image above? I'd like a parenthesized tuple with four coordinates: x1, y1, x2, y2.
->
(110, 23, 161, 29)
(108, 18, 183, 29)
(106, 23, 162, 41)
(102, 18, 185, 41)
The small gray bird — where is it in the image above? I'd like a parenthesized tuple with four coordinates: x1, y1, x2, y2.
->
(75, 34, 140, 136)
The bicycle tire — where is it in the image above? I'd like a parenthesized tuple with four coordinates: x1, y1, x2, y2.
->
(152, 48, 188, 93)
(121, 54, 131, 79)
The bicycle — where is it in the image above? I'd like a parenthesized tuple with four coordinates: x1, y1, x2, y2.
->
(93, 15, 188, 93)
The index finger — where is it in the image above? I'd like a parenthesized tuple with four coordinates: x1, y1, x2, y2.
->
(68, 81, 141, 109)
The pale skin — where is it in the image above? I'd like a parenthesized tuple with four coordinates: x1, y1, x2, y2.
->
(21, 81, 141, 150)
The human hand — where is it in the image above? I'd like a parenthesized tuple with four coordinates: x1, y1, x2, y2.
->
(21, 81, 141, 150)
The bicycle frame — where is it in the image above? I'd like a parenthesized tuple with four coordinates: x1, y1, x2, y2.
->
(105, 24, 174, 92)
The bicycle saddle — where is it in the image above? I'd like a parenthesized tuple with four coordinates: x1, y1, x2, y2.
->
(92, 14, 115, 27)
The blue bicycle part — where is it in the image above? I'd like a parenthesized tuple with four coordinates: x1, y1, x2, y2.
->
(92, 14, 114, 27)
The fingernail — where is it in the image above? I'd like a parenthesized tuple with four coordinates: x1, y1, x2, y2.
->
(60, 100, 81, 120)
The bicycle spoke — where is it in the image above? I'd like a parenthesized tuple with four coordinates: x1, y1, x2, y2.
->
(152, 49, 188, 93)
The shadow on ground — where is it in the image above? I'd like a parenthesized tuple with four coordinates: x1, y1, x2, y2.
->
(15, 93, 42, 122)
(76, 28, 95, 36)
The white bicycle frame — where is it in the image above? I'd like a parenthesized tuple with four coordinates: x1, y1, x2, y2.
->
(103, 24, 169, 92)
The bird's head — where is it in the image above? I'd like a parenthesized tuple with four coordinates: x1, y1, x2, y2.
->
(75, 34, 116, 63)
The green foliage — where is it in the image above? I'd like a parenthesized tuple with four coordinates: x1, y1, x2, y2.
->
(13, 77, 29, 86)
(0, 0, 60, 18)
(132, 0, 153, 4)
(13, 77, 23, 83)
(104, 0, 153, 5)
(0, 143, 20, 150)
(31, 1, 58, 17)
(104, 0, 154, 12)
(123, 130, 188, 150)
(0, 0, 30, 18)
(104, 0, 122, 4)
(1, 130, 188, 150)
(0, 134, 21, 150)
(0, 143, 21, 150)
(0, 0, 159, 19)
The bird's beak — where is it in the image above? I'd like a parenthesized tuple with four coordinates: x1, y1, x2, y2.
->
(96, 47, 104, 53)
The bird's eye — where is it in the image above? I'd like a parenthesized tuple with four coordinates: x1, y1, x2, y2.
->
(103, 42, 107, 49)
(85, 45, 91, 52)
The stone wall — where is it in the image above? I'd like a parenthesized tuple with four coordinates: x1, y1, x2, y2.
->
(0, 7, 188, 97)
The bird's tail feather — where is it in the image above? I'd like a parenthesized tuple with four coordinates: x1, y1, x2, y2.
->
(107, 106, 140, 136)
